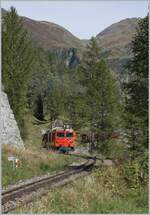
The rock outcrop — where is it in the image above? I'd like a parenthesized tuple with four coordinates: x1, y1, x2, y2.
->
(1, 91, 24, 148)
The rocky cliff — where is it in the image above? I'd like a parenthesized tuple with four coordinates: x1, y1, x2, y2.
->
(1, 91, 24, 148)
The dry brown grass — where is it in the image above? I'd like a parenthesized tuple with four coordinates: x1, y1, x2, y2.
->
(2, 144, 53, 165)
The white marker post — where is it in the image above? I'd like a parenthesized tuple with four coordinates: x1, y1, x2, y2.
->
(15, 158, 20, 168)
(8, 156, 16, 170)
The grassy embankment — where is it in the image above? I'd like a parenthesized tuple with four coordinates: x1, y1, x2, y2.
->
(2, 114, 148, 213)
(2, 114, 82, 187)
(14, 165, 148, 214)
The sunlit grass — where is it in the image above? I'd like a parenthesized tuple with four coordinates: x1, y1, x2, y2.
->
(2, 145, 83, 187)
(2, 113, 85, 187)
(14, 166, 148, 214)
(23, 114, 50, 150)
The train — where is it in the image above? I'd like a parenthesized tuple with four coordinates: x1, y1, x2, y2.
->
(42, 125, 76, 151)
(81, 131, 120, 143)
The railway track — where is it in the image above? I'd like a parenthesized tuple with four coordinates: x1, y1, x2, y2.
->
(2, 155, 96, 213)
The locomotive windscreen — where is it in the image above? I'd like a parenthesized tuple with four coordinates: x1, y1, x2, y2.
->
(66, 132, 73, 138)
(57, 132, 65, 138)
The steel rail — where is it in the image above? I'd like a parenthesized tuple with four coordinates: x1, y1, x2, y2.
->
(2, 155, 96, 213)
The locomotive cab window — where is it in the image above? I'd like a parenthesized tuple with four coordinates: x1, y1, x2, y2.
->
(66, 132, 73, 138)
(57, 132, 65, 138)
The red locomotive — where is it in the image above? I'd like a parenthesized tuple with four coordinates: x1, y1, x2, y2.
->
(53, 128, 76, 150)
(42, 124, 76, 151)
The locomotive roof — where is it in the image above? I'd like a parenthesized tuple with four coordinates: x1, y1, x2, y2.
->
(52, 126, 64, 131)
(52, 127, 73, 132)
(65, 128, 73, 132)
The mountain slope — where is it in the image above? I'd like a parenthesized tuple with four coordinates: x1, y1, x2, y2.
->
(95, 18, 139, 83)
(2, 8, 139, 74)
(2, 8, 83, 50)
(1, 8, 83, 67)
(22, 16, 85, 67)
(22, 17, 83, 51)
(96, 18, 139, 59)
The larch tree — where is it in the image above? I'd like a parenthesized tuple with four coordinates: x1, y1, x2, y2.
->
(2, 7, 34, 137)
(79, 38, 121, 152)
(124, 15, 148, 151)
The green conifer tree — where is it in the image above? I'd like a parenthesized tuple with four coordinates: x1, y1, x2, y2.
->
(2, 7, 34, 136)
(27, 47, 54, 120)
(80, 38, 121, 152)
(124, 16, 148, 151)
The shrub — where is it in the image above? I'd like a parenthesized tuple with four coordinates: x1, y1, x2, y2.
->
(99, 139, 128, 159)
(121, 151, 148, 188)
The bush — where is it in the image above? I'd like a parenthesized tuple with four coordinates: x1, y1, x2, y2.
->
(121, 151, 148, 188)
(99, 139, 127, 159)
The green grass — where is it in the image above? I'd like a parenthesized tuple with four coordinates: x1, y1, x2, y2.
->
(2, 114, 84, 187)
(2, 145, 83, 187)
(14, 166, 148, 214)
(23, 114, 50, 150)
(3, 114, 148, 213)
(89, 189, 148, 213)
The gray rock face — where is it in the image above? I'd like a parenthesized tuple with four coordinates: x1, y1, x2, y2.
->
(0, 91, 24, 148)
(53, 47, 80, 68)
